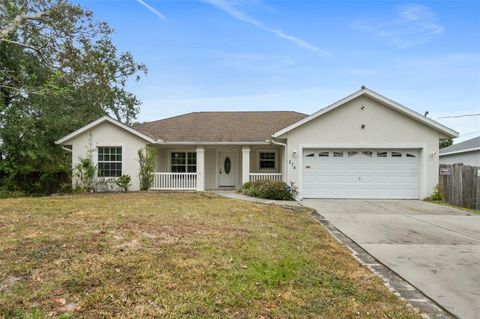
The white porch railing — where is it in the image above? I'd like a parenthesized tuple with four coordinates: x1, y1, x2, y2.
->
(151, 173, 197, 190)
(249, 173, 283, 182)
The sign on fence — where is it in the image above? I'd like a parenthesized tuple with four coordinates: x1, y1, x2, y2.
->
(439, 164, 480, 210)
(439, 167, 451, 176)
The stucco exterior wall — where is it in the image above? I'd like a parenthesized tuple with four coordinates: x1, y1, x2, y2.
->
(69, 122, 148, 191)
(249, 146, 282, 173)
(440, 151, 480, 167)
(205, 147, 217, 189)
(281, 95, 445, 199)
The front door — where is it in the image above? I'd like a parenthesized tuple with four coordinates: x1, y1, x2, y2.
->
(219, 151, 236, 187)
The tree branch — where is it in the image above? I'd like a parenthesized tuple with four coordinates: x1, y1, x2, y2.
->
(1, 38, 41, 52)
(0, 10, 52, 41)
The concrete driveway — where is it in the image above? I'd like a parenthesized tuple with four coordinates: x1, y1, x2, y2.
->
(302, 199, 480, 319)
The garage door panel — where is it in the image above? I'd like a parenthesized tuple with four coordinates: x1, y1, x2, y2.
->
(302, 149, 419, 199)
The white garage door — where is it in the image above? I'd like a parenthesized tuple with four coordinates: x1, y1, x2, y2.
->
(302, 149, 419, 199)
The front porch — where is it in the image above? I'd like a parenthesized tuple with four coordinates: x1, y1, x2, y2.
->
(149, 145, 285, 191)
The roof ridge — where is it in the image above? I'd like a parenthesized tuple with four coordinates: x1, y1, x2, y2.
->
(135, 110, 307, 126)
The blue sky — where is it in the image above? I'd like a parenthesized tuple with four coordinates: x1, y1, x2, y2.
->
(76, 0, 480, 142)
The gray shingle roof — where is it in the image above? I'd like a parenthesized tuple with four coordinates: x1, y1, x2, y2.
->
(440, 136, 480, 154)
(134, 111, 307, 142)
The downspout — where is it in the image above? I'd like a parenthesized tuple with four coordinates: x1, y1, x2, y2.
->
(269, 137, 288, 183)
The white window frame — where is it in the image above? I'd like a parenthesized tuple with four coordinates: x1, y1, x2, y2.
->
(257, 149, 279, 171)
(169, 150, 197, 173)
(97, 146, 122, 177)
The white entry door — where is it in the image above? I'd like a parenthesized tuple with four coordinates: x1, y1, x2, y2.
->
(302, 149, 419, 199)
(219, 151, 236, 187)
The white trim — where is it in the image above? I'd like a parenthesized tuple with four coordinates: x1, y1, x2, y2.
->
(151, 172, 197, 190)
(249, 173, 283, 182)
(242, 146, 250, 185)
(168, 149, 197, 173)
(439, 147, 480, 156)
(196, 146, 205, 191)
(272, 88, 459, 138)
(299, 143, 424, 149)
(159, 141, 270, 145)
(96, 146, 123, 178)
(56, 116, 156, 144)
(256, 149, 279, 172)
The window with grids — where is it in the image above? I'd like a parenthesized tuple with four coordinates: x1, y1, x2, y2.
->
(259, 152, 276, 169)
(98, 147, 122, 177)
(171, 152, 197, 172)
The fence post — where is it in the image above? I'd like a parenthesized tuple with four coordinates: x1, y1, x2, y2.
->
(473, 167, 480, 209)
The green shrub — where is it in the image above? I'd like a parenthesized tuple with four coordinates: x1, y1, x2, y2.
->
(74, 156, 96, 192)
(0, 187, 26, 199)
(138, 147, 156, 190)
(59, 182, 73, 194)
(115, 175, 132, 192)
(429, 185, 443, 201)
(240, 180, 292, 200)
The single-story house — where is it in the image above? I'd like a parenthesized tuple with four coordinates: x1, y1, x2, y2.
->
(439, 136, 480, 166)
(56, 87, 458, 199)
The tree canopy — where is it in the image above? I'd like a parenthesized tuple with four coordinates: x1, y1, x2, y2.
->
(439, 139, 453, 149)
(0, 0, 147, 195)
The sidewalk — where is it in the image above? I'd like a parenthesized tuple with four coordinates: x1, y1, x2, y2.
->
(213, 191, 302, 208)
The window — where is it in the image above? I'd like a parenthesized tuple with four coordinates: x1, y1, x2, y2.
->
(318, 151, 329, 157)
(392, 152, 402, 157)
(171, 152, 196, 172)
(259, 152, 276, 169)
(98, 147, 122, 177)
(362, 151, 373, 157)
(333, 151, 344, 157)
(348, 151, 358, 157)
(377, 151, 387, 157)
(305, 153, 315, 157)
(406, 153, 416, 158)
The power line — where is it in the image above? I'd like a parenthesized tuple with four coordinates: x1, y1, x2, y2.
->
(436, 113, 480, 120)
(460, 130, 480, 137)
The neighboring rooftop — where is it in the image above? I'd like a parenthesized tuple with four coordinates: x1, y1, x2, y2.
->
(440, 136, 480, 155)
(134, 111, 307, 142)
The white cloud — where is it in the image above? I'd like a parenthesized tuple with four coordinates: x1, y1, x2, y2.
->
(351, 4, 444, 48)
(136, 0, 167, 20)
(201, 0, 330, 56)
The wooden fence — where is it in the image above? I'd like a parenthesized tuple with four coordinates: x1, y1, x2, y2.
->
(438, 164, 480, 210)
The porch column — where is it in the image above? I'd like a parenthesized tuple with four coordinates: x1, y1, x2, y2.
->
(196, 146, 205, 191)
(242, 146, 250, 185)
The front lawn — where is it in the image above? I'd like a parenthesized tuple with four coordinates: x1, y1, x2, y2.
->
(0, 193, 420, 318)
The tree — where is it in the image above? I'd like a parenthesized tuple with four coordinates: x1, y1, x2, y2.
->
(0, 0, 147, 194)
(440, 139, 453, 149)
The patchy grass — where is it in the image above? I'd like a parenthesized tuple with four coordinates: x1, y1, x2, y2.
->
(0, 192, 421, 318)
(425, 199, 480, 215)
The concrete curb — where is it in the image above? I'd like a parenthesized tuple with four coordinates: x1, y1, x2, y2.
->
(310, 209, 457, 319)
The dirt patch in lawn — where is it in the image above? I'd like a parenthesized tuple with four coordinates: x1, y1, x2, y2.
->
(0, 192, 421, 318)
